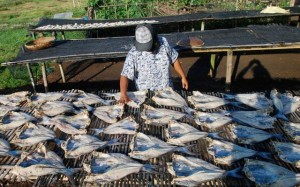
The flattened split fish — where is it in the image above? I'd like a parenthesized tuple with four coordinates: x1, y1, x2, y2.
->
(95, 116, 139, 135)
(141, 104, 186, 125)
(272, 141, 300, 168)
(40, 110, 90, 135)
(270, 89, 300, 121)
(28, 92, 77, 106)
(230, 110, 276, 129)
(167, 154, 241, 187)
(165, 120, 213, 146)
(83, 152, 156, 184)
(0, 105, 19, 118)
(194, 110, 232, 130)
(103, 90, 147, 108)
(0, 138, 22, 157)
(10, 145, 81, 185)
(129, 132, 194, 161)
(188, 91, 235, 110)
(225, 92, 273, 112)
(281, 121, 300, 143)
(206, 137, 271, 165)
(73, 91, 113, 107)
(243, 159, 300, 187)
(11, 123, 56, 147)
(61, 134, 117, 158)
(0, 91, 30, 106)
(228, 124, 282, 145)
(0, 111, 36, 131)
(93, 104, 124, 123)
(38, 101, 78, 117)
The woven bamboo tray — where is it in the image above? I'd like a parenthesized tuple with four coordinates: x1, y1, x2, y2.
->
(25, 36, 55, 51)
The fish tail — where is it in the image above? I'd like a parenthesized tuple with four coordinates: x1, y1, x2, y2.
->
(141, 164, 159, 174)
(275, 113, 289, 121)
(272, 133, 288, 141)
(207, 132, 223, 140)
(256, 151, 273, 161)
(63, 168, 82, 187)
(177, 146, 197, 156)
(8, 150, 22, 157)
(89, 128, 104, 135)
(183, 106, 195, 116)
(107, 138, 127, 146)
(226, 167, 243, 178)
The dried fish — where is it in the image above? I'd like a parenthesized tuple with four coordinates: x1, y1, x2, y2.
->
(194, 111, 232, 130)
(0, 111, 36, 131)
(40, 110, 90, 135)
(0, 105, 19, 118)
(129, 132, 194, 161)
(272, 141, 300, 168)
(0, 138, 21, 157)
(165, 120, 209, 146)
(83, 152, 156, 184)
(141, 104, 186, 125)
(93, 104, 124, 123)
(73, 91, 113, 107)
(29, 92, 65, 106)
(167, 154, 241, 186)
(230, 110, 276, 129)
(0, 91, 30, 106)
(11, 123, 56, 147)
(38, 101, 78, 117)
(243, 159, 300, 187)
(225, 92, 273, 112)
(102, 90, 147, 108)
(152, 87, 188, 108)
(206, 137, 270, 165)
(61, 134, 115, 158)
(102, 116, 138, 135)
(10, 145, 81, 184)
(281, 121, 300, 143)
(228, 124, 282, 144)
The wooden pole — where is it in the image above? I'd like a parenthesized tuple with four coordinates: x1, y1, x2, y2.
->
(225, 50, 233, 92)
(41, 62, 48, 93)
(26, 63, 36, 93)
(58, 62, 66, 83)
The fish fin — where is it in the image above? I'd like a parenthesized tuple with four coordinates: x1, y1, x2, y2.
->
(207, 132, 223, 140)
(8, 150, 22, 157)
(275, 113, 289, 121)
(226, 167, 243, 178)
(256, 152, 273, 161)
(89, 128, 104, 135)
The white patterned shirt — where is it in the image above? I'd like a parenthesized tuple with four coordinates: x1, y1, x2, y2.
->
(121, 36, 178, 91)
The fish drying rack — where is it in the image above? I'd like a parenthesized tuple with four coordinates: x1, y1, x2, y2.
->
(1, 89, 300, 187)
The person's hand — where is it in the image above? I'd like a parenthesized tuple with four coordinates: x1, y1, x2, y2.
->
(119, 93, 131, 104)
(182, 77, 188, 90)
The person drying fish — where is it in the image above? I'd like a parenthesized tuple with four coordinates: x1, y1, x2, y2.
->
(119, 23, 188, 104)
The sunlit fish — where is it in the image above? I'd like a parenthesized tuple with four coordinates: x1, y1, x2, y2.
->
(165, 120, 209, 146)
(194, 111, 232, 130)
(10, 145, 80, 185)
(93, 104, 124, 123)
(228, 124, 282, 144)
(187, 91, 231, 110)
(73, 91, 113, 107)
(167, 154, 240, 186)
(29, 92, 70, 106)
(0, 111, 36, 131)
(129, 132, 194, 161)
(0, 105, 19, 118)
(83, 152, 156, 184)
(281, 121, 300, 143)
(230, 110, 276, 129)
(272, 141, 300, 168)
(38, 101, 78, 117)
(152, 87, 188, 108)
(102, 90, 147, 108)
(0, 91, 30, 106)
(225, 92, 273, 111)
(0, 138, 21, 157)
(101, 116, 138, 135)
(61, 134, 115, 158)
(206, 137, 270, 165)
(40, 110, 90, 135)
(11, 123, 56, 147)
(141, 104, 186, 125)
(243, 159, 300, 187)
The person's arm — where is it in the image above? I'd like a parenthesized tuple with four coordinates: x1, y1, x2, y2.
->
(172, 59, 188, 90)
(119, 75, 131, 104)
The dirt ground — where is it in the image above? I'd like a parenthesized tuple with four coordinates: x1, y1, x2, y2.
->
(35, 50, 300, 94)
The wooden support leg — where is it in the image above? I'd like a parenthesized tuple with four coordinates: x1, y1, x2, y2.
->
(201, 21, 205, 31)
(41, 62, 48, 93)
(58, 62, 66, 83)
(209, 54, 216, 77)
(225, 50, 233, 92)
(62, 31, 65, 40)
(26, 63, 36, 93)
